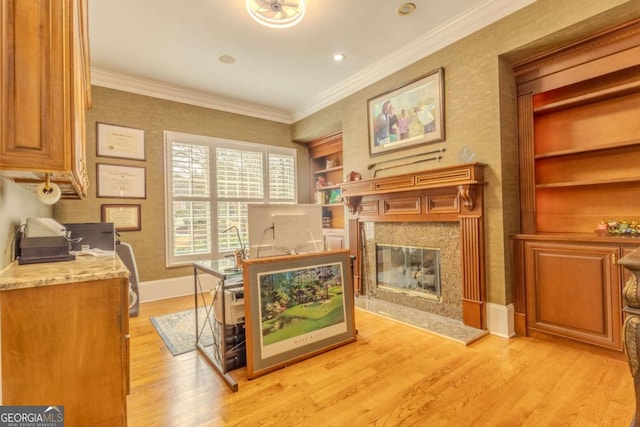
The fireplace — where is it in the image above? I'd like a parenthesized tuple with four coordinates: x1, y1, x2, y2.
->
(376, 244, 441, 300)
(363, 222, 462, 320)
(341, 163, 486, 329)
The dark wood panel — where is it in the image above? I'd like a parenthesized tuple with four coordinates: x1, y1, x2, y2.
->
(374, 175, 415, 191)
(382, 196, 421, 215)
(517, 93, 536, 234)
(460, 215, 486, 329)
(524, 241, 621, 350)
(427, 194, 460, 213)
(358, 200, 379, 216)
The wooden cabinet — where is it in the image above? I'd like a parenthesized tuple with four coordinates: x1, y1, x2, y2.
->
(0, 276, 129, 426)
(513, 235, 639, 350)
(522, 240, 622, 350)
(309, 132, 344, 248)
(512, 19, 640, 350)
(0, 0, 91, 198)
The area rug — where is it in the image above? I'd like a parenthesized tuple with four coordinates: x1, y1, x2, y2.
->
(150, 308, 214, 356)
(354, 296, 488, 345)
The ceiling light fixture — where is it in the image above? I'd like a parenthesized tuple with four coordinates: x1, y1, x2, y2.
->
(333, 53, 345, 62)
(246, 0, 306, 29)
(396, 3, 416, 16)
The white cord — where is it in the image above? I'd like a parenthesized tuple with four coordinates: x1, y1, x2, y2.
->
(307, 228, 320, 252)
(256, 225, 274, 258)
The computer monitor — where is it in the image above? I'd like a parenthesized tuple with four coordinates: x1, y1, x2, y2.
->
(247, 203, 324, 258)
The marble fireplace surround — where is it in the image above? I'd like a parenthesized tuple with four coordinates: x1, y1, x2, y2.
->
(341, 163, 487, 329)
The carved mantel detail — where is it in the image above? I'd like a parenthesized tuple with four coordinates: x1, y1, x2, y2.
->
(341, 162, 485, 222)
(457, 184, 474, 209)
(344, 196, 362, 215)
(342, 163, 487, 329)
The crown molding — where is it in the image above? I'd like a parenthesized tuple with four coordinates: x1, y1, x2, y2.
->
(90, 68, 294, 124)
(91, 0, 535, 125)
(292, 0, 536, 121)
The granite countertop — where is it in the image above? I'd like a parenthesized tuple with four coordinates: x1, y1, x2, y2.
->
(0, 254, 130, 291)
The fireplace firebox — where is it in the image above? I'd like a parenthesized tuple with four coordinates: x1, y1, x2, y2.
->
(376, 244, 441, 301)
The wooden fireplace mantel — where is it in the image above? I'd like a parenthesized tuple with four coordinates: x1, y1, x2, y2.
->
(342, 162, 487, 329)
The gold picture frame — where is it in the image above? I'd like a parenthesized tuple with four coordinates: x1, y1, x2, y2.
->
(368, 68, 445, 156)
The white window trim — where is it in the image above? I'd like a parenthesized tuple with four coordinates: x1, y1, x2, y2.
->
(163, 131, 297, 267)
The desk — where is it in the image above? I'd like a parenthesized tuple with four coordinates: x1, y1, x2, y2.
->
(193, 259, 245, 392)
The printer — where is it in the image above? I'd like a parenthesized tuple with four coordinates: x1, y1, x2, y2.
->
(17, 218, 75, 265)
(16, 219, 117, 265)
(63, 222, 116, 252)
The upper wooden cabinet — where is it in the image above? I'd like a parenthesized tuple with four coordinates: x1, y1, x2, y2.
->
(0, 0, 91, 198)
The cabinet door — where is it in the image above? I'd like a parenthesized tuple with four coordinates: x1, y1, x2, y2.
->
(524, 241, 621, 350)
(0, 0, 89, 198)
(0, 0, 69, 170)
(1, 278, 128, 426)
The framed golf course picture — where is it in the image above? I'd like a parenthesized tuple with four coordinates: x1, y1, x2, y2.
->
(242, 250, 356, 379)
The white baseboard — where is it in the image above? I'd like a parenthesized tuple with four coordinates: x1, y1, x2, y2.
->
(139, 275, 193, 303)
(487, 303, 515, 338)
(139, 274, 221, 303)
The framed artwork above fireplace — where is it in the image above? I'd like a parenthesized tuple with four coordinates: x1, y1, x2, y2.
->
(367, 67, 445, 156)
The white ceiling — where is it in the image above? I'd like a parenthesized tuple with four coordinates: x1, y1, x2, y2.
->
(89, 0, 535, 123)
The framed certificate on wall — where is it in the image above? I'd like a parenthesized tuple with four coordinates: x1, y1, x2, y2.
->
(101, 204, 142, 231)
(97, 122, 145, 160)
(96, 163, 146, 199)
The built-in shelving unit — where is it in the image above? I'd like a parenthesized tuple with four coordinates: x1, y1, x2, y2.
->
(531, 88, 640, 233)
(309, 132, 344, 249)
(511, 18, 640, 351)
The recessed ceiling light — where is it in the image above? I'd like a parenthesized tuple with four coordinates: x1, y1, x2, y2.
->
(397, 3, 416, 16)
(218, 54, 236, 64)
(333, 53, 345, 62)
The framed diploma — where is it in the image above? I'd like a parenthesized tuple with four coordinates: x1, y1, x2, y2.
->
(101, 204, 142, 231)
(96, 163, 147, 199)
(97, 122, 145, 160)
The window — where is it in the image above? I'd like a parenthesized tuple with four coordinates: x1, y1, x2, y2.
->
(164, 131, 297, 266)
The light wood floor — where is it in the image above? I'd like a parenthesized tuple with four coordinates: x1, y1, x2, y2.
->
(128, 296, 635, 426)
